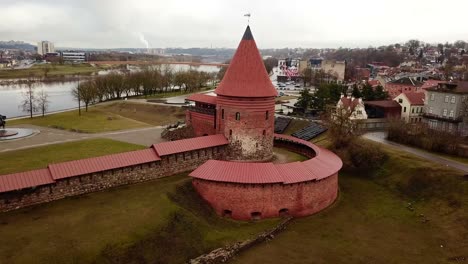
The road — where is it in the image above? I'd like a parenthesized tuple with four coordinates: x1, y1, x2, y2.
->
(0, 125, 165, 153)
(363, 131, 468, 173)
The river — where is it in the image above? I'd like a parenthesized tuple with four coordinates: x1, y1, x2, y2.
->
(0, 64, 221, 118)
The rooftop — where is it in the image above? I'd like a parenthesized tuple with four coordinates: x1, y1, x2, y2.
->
(215, 26, 277, 98)
(152, 134, 228, 156)
(402, 92, 425, 105)
(186, 93, 217, 105)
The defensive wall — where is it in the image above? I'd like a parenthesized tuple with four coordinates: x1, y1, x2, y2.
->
(0, 135, 227, 212)
(190, 134, 342, 220)
(0, 133, 341, 221)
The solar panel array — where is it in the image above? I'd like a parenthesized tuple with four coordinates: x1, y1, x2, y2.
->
(274, 117, 292, 134)
(291, 123, 327, 141)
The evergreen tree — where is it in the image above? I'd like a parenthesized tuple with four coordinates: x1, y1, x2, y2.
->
(361, 83, 375, 101)
(351, 84, 362, 98)
(295, 88, 313, 114)
(374, 85, 388, 100)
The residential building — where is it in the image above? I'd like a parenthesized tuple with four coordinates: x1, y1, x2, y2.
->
(37, 41, 55, 55)
(423, 81, 468, 135)
(394, 92, 425, 123)
(385, 77, 423, 99)
(321, 60, 345, 82)
(336, 95, 368, 120)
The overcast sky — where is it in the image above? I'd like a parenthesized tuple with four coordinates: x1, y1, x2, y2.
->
(1, 0, 468, 49)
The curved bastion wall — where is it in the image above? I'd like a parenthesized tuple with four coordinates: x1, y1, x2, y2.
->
(189, 134, 342, 221)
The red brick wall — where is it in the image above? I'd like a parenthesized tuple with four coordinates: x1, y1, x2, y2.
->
(192, 174, 338, 221)
(0, 146, 226, 213)
(216, 95, 276, 161)
(186, 111, 216, 137)
(386, 84, 419, 99)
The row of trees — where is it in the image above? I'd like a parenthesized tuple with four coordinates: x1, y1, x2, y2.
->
(72, 67, 215, 114)
(295, 83, 347, 113)
(351, 83, 388, 101)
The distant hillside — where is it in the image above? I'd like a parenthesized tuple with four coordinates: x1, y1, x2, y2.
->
(0, 41, 35, 51)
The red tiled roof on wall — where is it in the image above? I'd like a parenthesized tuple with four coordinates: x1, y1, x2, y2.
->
(215, 26, 277, 98)
(186, 94, 217, 105)
(48, 148, 161, 180)
(152, 134, 228, 156)
(189, 134, 342, 184)
(0, 168, 54, 193)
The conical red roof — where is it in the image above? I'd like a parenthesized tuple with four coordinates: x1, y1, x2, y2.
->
(215, 26, 277, 98)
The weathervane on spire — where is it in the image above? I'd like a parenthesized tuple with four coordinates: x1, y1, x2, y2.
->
(244, 13, 251, 25)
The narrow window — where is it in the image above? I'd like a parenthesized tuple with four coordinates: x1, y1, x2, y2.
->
(235, 112, 240, 121)
(403, 107, 406, 113)
(445, 95, 449, 103)
(229, 129, 232, 136)
(221, 109, 224, 119)
(443, 109, 447, 116)
(263, 130, 266, 136)
(412, 108, 414, 113)
(266, 111, 269, 120)
(430, 94, 435, 101)
(451, 96, 456, 103)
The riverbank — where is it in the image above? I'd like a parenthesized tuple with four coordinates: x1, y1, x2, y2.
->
(0, 63, 108, 79)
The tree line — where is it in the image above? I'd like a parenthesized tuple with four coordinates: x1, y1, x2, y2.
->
(72, 66, 216, 114)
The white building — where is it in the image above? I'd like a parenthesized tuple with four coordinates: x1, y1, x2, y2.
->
(37, 41, 55, 55)
(336, 95, 368, 120)
(394, 92, 425, 123)
(60, 51, 87, 63)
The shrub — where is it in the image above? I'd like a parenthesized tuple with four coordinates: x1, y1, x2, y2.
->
(347, 140, 388, 170)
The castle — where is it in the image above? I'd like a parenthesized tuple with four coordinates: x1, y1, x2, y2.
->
(0, 26, 342, 221)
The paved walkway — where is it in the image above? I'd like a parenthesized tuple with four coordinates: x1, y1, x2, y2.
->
(363, 131, 468, 173)
(0, 125, 165, 153)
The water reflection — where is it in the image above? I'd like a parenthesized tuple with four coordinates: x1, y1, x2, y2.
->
(0, 64, 220, 118)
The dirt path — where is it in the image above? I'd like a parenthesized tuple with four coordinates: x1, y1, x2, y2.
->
(363, 131, 468, 173)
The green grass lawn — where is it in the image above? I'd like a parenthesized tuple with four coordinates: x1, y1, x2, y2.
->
(232, 143, 468, 264)
(272, 147, 307, 163)
(0, 175, 279, 264)
(0, 138, 145, 175)
(9, 101, 185, 133)
(0, 64, 101, 79)
(10, 108, 149, 133)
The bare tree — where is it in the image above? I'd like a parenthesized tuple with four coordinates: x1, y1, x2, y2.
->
(35, 89, 49, 117)
(72, 80, 97, 114)
(20, 78, 38, 118)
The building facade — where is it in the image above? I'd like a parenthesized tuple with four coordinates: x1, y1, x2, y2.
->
(423, 81, 468, 135)
(37, 41, 55, 55)
(60, 51, 87, 63)
(394, 92, 424, 123)
(385, 77, 424, 99)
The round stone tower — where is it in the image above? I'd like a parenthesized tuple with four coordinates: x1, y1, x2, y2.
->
(215, 26, 278, 161)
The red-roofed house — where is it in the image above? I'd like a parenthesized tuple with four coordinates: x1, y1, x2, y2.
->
(336, 95, 368, 120)
(394, 92, 425, 123)
(385, 77, 424, 99)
